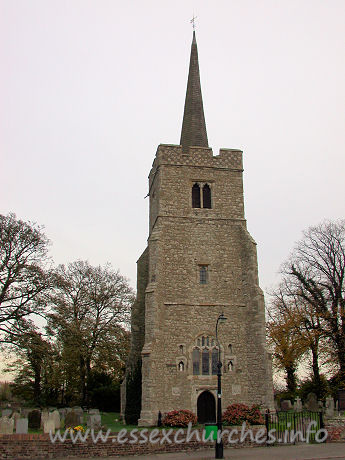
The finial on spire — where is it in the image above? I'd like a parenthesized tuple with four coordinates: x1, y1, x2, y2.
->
(190, 14, 197, 31)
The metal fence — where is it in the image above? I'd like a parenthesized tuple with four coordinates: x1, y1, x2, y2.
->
(265, 411, 324, 444)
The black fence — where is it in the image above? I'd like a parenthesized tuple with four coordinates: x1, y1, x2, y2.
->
(265, 411, 325, 444)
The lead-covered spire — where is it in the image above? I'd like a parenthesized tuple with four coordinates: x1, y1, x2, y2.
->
(180, 31, 208, 153)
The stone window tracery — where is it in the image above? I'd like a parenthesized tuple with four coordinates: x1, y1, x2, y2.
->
(192, 335, 219, 376)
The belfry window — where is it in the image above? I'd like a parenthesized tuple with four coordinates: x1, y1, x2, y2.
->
(192, 183, 201, 208)
(192, 182, 212, 208)
(192, 335, 219, 376)
(203, 184, 211, 208)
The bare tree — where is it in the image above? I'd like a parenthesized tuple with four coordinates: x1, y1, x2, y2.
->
(283, 220, 345, 384)
(0, 213, 51, 342)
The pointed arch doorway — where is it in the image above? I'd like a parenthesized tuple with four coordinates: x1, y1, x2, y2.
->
(197, 391, 216, 424)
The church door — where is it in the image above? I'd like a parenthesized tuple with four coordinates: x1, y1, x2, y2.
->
(197, 391, 216, 424)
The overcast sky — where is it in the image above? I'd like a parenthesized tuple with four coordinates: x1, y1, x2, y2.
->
(1, 0, 345, 298)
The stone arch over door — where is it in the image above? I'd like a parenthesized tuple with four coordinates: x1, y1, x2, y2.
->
(197, 390, 216, 424)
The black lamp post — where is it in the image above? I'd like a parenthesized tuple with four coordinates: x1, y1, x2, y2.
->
(215, 312, 227, 459)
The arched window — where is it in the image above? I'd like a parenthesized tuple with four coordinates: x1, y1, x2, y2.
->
(212, 348, 219, 375)
(228, 344, 233, 354)
(228, 360, 234, 372)
(202, 349, 210, 375)
(192, 336, 219, 376)
(178, 361, 184, 372)
(192, 183, 201, 208)
(193, 348, 201, 375)
(203, 184, 211, 208)
(179, 345, 184, 354)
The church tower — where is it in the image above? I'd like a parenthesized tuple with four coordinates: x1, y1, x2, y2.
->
(124, 32, 274, 426)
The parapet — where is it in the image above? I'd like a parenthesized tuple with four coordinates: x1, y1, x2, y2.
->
(151, 144, 243, 171)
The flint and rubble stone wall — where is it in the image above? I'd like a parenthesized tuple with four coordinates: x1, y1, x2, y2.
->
(127, 144, 274, 426)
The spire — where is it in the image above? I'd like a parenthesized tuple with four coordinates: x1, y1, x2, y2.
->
(180, 31, 208, 153)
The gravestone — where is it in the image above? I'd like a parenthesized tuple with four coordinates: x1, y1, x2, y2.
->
(305, 392, 319, 412)
(40, 410, 49, 429)
(325, 396, 335, 417)
(294, 396, 303, 412)
(50, 410, 61, 430)
(11, 412, 21, 426)
(72, 406, 83, 413)
(70, 406, 83, 424)
(16, 418, 28, 434)
(43, 419, 55, 434)
(87, 414, 101, 431)
(65, 410, 80, 429)
(280, 399, 292, 411)
(22, 409, 31, 418)
(0, 416, 14, 434)
(88, 409, 100, 415)
(2, 409, 12, 417)
(58, 408, 67, 418)
(28, 409, 41, 429)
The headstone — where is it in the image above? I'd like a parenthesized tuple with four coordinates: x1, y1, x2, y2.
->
(50, 410, 61, 430)
(72, 406, 84, 424)
(87, 414, 101, 431)
(88, 409, 99, 415)
(22, 409, 31, 418)
(294, 396, 303, 412)
(58, 408, 67, 418)
(0, 416, 14, 434)
(280, 399, 292, 411)
(40, 410, 49, 429)
(305, 392, 319, 412)
(43, 419, 55, 434)
(28, 409, 41, 429)
(11, 411, 20, 425)
(72, 406, 83, 413)
(325, 396, 335, 417)
(65, 410, 80, 429)
(2, 409, 12, 417)
(16, 418, 28, 434)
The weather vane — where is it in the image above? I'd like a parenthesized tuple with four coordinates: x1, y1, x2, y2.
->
(190, 14, 197, 31)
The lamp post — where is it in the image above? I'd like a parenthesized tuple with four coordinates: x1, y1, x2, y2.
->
(215, 312, 227, 459)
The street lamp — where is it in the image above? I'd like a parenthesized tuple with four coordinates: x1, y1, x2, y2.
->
(215, 312, 227, 459)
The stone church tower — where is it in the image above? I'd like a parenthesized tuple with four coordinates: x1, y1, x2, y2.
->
(124, 32, 274, 426)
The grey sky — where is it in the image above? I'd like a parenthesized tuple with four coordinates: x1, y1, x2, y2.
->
(1, 0, 345, 297)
